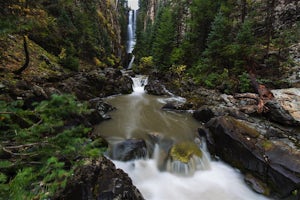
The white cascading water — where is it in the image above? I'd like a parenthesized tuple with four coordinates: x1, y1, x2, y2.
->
(127, 10, 136, 54)
(131, 75, 148, 94)
(114, 157, 270, 200)
(97, 1, 272, 199)
(97, 76, 271, 200)
(127, 2, 137, 69)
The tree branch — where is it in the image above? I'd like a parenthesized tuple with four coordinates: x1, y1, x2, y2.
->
(13, 35, 30, 75)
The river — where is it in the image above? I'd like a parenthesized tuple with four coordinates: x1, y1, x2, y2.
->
(96, 1, 271, 199)
(95, 75, 271, 200)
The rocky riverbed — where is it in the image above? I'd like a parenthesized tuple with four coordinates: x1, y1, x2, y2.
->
(144, 72, 300, 200)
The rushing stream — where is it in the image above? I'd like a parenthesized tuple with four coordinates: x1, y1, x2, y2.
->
(95, 76, 270, 200)
(96, 1, 271, 199)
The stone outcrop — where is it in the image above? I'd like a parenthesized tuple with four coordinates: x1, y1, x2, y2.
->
(1, 67, 133, 105)
(55, 156, 144, 200)
(270, 88, 300, 125)
(57, 68, 133, 100)
(201, 116, 300, 199)
(145, 79, 169, 96)
(108, 139, 148, 161)
(186, 86, 300, 199)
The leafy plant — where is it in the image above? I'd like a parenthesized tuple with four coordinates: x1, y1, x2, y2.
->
(239, 72, 252, 92)
(0, 94, 107, 199)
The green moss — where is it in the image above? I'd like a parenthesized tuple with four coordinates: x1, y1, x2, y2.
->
(292, 189, 298, 196)
(229, 117, 260, 138)
(262, 140, 274, 151)
(170, 142, 202, 163)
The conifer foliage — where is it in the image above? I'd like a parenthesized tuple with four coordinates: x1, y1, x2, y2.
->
(135, 0, 300, 93)
(0, 94, 107, 199)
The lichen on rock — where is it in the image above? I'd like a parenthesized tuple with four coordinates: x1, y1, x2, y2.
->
(169, 141, 202, 163)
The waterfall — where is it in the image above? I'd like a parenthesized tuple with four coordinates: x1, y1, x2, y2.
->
(126, 7, 137, 68)
(127, 10, 136, 54)
(97, 78, 271, 200)
(128, 55, 135, 69)
(131, 75, 148, 94)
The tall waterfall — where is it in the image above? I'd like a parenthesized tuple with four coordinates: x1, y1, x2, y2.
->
(127, 6, 137, 69)
(127, 10, 137, 54)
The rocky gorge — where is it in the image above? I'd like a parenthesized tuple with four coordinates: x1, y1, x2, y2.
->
(143, 70, 300, 199)
(1, 0, 300, 199)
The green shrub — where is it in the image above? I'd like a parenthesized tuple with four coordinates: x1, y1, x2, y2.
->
(239, 72, 251, 92)
(133, 56, 154, 73)
(0, 94, 107, 199)
(59, 55, 79, 71)
(204, 73, 219, 88)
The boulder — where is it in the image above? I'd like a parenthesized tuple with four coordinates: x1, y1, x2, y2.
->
(54, 156, 144, 200)
(193, 105, 250, 123)
(193, 106, 215, 123)
(55, 68, 133, 100)
(268, 88, 300, 126)
(145, 79, 168, 96)
(88, 98, 115, 125)
(165, 141, 209, 176)
(161, 102, 177, 110)
(203, 116, 300, 199)
(109, 139, 148, 161)
(265, 100, 299, 126)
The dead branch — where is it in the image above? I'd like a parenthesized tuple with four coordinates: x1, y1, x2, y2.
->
(0, 112, 15, 114)
(2, 146, 35, 156)
(5, 142, 40, 149)
(248, 70, 274, 113)
(234, 93, 260, 100)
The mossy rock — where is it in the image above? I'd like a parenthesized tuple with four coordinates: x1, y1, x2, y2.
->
(169, 142, 202, 163)
(261, 140, 274, 151)
(227, 117, 260, 138)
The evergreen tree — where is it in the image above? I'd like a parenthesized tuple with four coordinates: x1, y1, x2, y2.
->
(203, 11, 232, 70)
(182, 0, 221, 67)
(152, 7, 175, 70)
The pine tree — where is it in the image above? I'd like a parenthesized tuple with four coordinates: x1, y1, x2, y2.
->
(203, 11, 232, 70)
(152, 7, 175, 70)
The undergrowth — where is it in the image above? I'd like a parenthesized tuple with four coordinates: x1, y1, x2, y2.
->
(0, 94, 106, 199)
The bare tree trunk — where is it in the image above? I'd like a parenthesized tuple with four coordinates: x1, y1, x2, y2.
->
(249, 70, 274, 113)
(241, 0, 247, 23)
(14, 36, 30, 75)
(266, 0, 275, 58)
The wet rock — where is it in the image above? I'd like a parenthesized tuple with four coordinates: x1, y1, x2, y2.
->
(203, 116, 300, 199)
(55, 156, 144, 200)
(88, 98, 115, 124)
(109, 139, 147, 161)
(169, 142, 202, 163)
(165, 141, 209, 176)
(145, 79, 168, 96)
(193, 105, 250, 123)
(244, 174, 270, 195)
(162, 102, 177, 110)
(193, 106, 215, 123)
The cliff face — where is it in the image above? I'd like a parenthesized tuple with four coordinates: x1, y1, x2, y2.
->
(0, 0, 128, 68)
(274, 0, 300, 30)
